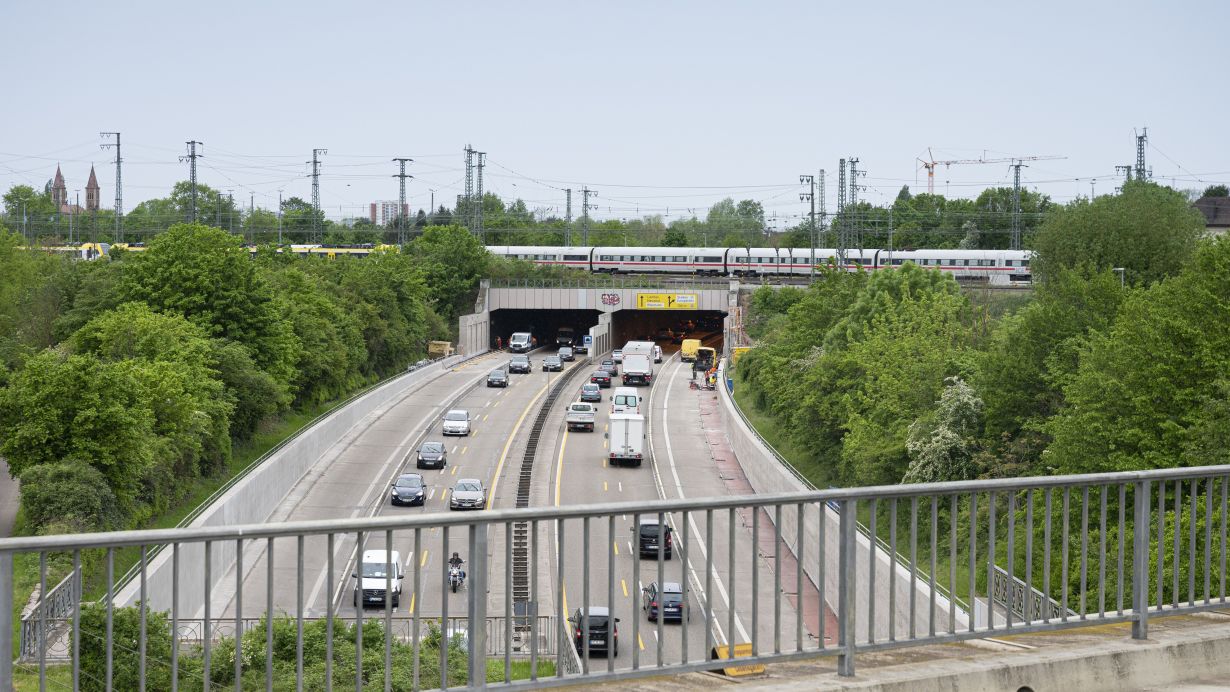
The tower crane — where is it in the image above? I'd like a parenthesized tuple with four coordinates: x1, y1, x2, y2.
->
(916, 149, 1066, 195)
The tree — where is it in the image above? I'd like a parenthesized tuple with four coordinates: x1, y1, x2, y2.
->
(957, 220, 980, 249)
(2, 184, 56, 220)
(1031, 181, 1205, 286)
(902, 377, 984, 483)
(661, 229, 688, 247)
(119, 223, 301, 389)
(1045, 237, 1230, 474)
(19, 461, 121, 533)
(407, 225, 488, 321)
(1203, 185, 1229, 198)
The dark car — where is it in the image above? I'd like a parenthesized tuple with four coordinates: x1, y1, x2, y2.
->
(559, 346, 575, 361)
(590, 370, 612, 388)
(642, 581, 688, 622)
(542, 355, 563, 372)
(571, 606, 619, 657)
(487, 369, 509, 387)
(389, 473, 427, 506)
(600, 359, 618, 376)
(416, 441, 447, 470)
(508, 354, 531, 374)
(579, 383, 602, 402)
(635, 518, 673, 559)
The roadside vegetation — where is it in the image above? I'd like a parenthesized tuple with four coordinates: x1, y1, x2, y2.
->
(735, 181, 1219, 606)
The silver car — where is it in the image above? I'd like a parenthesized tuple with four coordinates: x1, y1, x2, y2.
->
(449, 478, 486, 510)
(442, 409, 471, 436)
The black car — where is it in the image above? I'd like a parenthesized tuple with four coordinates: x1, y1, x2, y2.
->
(559, 346, 575, 361)
(590, 370, 612, 388)
(579, 383, 602, 402)
(508, 354, 531, 374)
(487, 369, 508, 387)
(389, 473, 427, 506)
(642, 581, 688, 622)
(542, 355, 563, 372)
(416, 441, 447, 469)
(635, 518, 673, 559)
(600, 359, 618, 376)
(571, 606, 619, 657)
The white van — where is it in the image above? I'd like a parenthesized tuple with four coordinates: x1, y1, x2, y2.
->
(509, 332, 533, 353)
(610, 387, 642, 415)
(354, 549, 403, 608)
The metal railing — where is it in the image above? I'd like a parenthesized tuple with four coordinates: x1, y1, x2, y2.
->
(720, 361, 971, 617)
(18, 568, 80, 663)
(4, 467, 1230, 689)
(489, 276, 735, 291)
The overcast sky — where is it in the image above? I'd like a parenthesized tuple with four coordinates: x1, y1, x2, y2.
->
(2, 1, 1226, 229)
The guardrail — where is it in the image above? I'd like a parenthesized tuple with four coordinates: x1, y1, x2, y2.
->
(5, 466, 1229, 689)
(720, 363, 971, 618)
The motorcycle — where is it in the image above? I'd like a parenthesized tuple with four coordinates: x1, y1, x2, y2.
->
(449, 565, 465, 593)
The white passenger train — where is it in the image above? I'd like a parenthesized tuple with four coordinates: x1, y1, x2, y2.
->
(486, 246, 1033, 284)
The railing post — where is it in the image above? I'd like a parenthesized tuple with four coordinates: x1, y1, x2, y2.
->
(469, 523, 489, 687)
(1132, 479, 1151, 640)
(838, 498, 857, 677)
(1, 550, 12, 688)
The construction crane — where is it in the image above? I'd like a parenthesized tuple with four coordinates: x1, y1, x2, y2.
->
(916, 149, 1066, 195)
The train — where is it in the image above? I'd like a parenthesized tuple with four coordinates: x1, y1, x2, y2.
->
(26, 242, 1033, 284)
(485, 246, 1034, 285)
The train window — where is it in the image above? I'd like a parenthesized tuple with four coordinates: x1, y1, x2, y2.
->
(563, 254, 586, 261)
(962, 260, 970, 266)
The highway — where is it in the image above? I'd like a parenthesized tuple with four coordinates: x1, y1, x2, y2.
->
(205, 337, 811, 669)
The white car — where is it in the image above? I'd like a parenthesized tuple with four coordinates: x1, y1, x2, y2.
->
(653, 345, 662, 363)
(613, 349, 624, 363)
(442, 409, 471, 436)
(450, 478, 486, 510)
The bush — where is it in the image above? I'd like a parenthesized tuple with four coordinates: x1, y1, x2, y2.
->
(78, 603, 174, 692)
(18, 460, 121, 533)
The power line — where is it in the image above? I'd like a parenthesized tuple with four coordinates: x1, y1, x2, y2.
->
(179, 141, 202, 222)
(100, 132, 122, 242)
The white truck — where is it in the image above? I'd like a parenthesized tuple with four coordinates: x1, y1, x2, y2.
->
(620, 341, 655, 386)
(565, 401, 597, 432)
(607, 412, 647, 467)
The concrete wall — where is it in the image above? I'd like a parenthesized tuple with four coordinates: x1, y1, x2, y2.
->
(489, 286, 728, 312)
(716, 363, 967, 642)
(458, 311, 490, 356)
(116, 354, 475, 614)
(590, 313, 612, 356)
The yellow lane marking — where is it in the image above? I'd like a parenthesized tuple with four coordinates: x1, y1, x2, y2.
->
(461, 446, 468, 455)
(420, 550, 429, 567)
(621, 579, 628, 598)
(638, 633, 645, 651)
(408, 593, 416, 615)
(604, 423, 609, 432)
(562, 583, 568, 615)
(488, 382, 549, 509)
(603, 480, 608, 492)
(451, 466, 458, 476)
(603, 440, 608, 449)
(483, 414, 489, 422)
(493, 400, 501, 408)
(554, 429, 570, 506)
(613, 541, 619, 556)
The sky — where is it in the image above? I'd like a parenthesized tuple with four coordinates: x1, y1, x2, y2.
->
(2, 0, 1227, 229)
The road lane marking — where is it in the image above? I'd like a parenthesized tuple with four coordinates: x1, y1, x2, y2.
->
(428, 488, 436, 500)
(618, 481, 623, 493)
(483, 414, 489, 422)
(603, 481, 608, 492)
(408, 593, 416, 615)
(405, 552, 414, 567)
(621, 580, 628, 598)
(638, 633, 645, 651)
(554, 430, 570, 506)
(461, 446, 468, 455)
(488, 382, 549, 509)
(613, 541, 619, 556)
(452, 445, 458, 453)
(627, 541, 634, 557)
(421, 550, 429, 567)
(451, 466, 458, 476)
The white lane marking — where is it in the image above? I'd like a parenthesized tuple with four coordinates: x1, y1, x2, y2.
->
(452, 445, 458, 453)
(618, 481, 623, 493)
(428, 488, 436, 500)
(652, 355, 749, 644)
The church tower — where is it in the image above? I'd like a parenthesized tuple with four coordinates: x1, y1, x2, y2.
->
(86, 166, 100, 211)
(51, 165, 68, 210)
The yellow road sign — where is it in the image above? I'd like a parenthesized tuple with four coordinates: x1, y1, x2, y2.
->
(709, 643, 766, 677)
(636, 292, 698, 310)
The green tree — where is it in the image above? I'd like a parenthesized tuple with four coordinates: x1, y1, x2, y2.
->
(19, 461, 121, 533)
(1031, 181, 1204, 285)
(661, 229, 688, 247)
(903, 377, 984, 483)
(2, 183, 56, 219)
(1045, 237, 1230, 474)
(407, 224, 488, 321)
(267, 266, 367, 405)
(119, 223, 301, 389)
(1202, 184, 1229, 198)
(78, 604, 174, 692)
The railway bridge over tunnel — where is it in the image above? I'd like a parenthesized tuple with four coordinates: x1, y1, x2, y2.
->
(456, 278, 740, 357)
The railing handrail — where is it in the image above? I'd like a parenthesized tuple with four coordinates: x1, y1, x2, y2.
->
(4, 464, 1227, 554)
(719, 360, 970, 612)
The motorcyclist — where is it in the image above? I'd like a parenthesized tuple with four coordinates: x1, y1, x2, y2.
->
(449, 552, 465, 581)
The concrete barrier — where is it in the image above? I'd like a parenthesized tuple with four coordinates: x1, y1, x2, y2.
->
(116, 353, 478, 614)
(716, 362, 968, 642)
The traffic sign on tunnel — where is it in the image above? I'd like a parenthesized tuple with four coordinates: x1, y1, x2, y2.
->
(636, 292, 698, 310)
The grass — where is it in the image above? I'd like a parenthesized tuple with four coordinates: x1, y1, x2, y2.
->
(487, 657, 557, 682)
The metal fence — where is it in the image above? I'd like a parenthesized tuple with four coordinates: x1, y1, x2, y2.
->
(489, 276, 735, 291)
(4, 467, 1230, 690)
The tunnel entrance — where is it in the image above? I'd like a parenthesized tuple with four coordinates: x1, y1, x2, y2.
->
(609, 309, 726, 349)
(490, 309, 602, 350)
